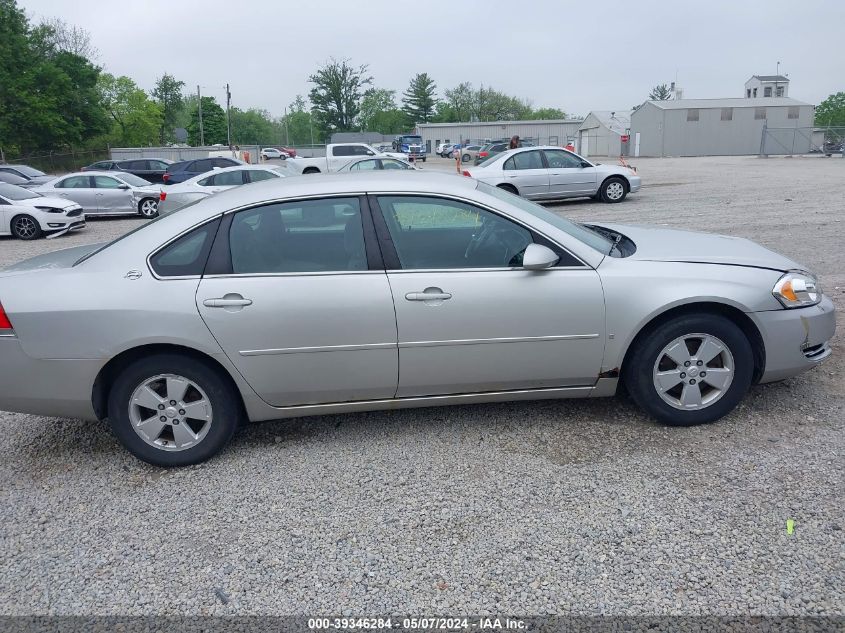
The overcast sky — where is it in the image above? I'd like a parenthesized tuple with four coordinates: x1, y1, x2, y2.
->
(21, 0, 845, 117)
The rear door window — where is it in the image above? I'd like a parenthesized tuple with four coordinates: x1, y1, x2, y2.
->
(57, 175, 91, 188)
(149, 219, 220, 277)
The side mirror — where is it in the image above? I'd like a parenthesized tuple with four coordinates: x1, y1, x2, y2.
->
(366, 151, 375, 156)
(522, 244, 559, 270)
(118, 184, 130, 190)
(580, 161, 591, 168)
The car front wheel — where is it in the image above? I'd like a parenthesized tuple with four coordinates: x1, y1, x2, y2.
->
(599, 177, 628, 203)
(11, 214, 42, 240)
(138, 198, 159, 218)
(108, 354, 241, 466)
(623, 314, 754, 426)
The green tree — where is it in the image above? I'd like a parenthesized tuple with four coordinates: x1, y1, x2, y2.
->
(438, 82, 476, 121)
(649, 84, 672, 100)
(402, 73, 438, 124)
(97, 73, 162, 146)
(530, 107, 567, 120)
(186, 96, 227, 145)
(280, 95, 321, 145)
(37, 16, 99, 59)
(151, 73, 185, 143)
(0, 0, 108, 153)
(814, 92, 845, 126)
(229, 108, 281, 145)
(358, 88, 398, 131)
(308, 58, 372, 134)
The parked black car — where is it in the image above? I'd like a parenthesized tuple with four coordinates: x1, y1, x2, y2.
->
(0, 164, 55, 188)
(162, 157, 243, 184)
(473, 140, 535, 165)
(81, 158, 174, 184)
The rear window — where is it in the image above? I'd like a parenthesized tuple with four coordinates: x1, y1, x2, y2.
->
(149, 219, 220, 277)
(9, 165, 46, 177)
(115, 173, 151, 187)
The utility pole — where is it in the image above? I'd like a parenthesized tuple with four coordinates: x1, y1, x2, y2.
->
(197, 85, 204, 147)
(284, 106, 290, 145)
(225, 83, 232, 147)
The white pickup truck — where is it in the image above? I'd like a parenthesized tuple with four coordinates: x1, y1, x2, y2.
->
(291, 143, 409, 174)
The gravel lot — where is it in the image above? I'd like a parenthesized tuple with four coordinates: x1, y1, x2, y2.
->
(0, 156, 843, 617)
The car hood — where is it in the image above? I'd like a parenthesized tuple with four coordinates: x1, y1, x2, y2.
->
(17, 196, 80, 211)
(2, 242, 105, 275)
(593, 223, 803, 272)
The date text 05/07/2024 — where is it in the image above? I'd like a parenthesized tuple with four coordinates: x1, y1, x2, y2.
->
(307, 617, 527, 630)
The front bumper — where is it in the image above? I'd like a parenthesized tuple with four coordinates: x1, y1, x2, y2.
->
(628, 175, 642, 193)
(0, 337, 101, 420)
(752, 295, 836, 383)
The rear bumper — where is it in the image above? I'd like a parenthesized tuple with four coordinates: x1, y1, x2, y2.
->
(752, 295, 836, 383)
(0, 337, 100, 420)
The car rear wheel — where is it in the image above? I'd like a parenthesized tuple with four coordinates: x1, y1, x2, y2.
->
(138, 198, 159, 218)
(623, 314, 754, 426)
(303, 167, 320, 174)
(496, 183, 519, 196)
(462, 154, 471, 162)
(599, 177, 628, 203)
(10, 214, 42, 240)
(108, 354, 241, 466)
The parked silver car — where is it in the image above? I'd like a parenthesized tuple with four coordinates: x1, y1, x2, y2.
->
(464, 146, 641, 203)
(0, 172, 834, 466)
(157, 164, 285, 215)
(32, 171, 161, 217)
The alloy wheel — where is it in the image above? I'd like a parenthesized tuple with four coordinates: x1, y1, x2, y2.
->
(13, 216, 37, 238)
(128, 374, 213, 451)
(140, 199, 158, 217)
(652, 333, 735, 410)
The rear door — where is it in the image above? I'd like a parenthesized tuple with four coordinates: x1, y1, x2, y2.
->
(501, 150, 549, 199)
(544, 149, 597, 196)
(53, 175, 98, 212)
(195, 196, 398, 407)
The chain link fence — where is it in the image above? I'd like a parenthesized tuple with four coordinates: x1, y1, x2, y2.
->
(0, 148, 110, 175)
(760, 126, 845, 157)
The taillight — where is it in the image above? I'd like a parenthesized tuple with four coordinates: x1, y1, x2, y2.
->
(478, 152, 488, 157)
(0, 302, 13, 332)
(462, 170, 472, 177)
(159, 191, 167, 201)
(162, 173, 170, 183)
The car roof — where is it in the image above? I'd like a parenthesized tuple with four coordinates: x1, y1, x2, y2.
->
(181, 163, 283, 184)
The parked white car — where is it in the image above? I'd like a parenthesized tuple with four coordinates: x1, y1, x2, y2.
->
(260, 148, 287, 160)
(0, 183, 85, 240)
(157, 164, 285, 215)
(32, 172, 161, 217)
(337, 157, 419, 172)
(462, 146, 641, 203)
(435, 142, 454, 156)
(290, 143, 408, 174)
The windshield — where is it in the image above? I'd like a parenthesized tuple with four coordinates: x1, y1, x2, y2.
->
(476, 153, 505, 168)
(0, 183, 41, 200)
(476, 181, 612, 254)
(116, 173, 152, 187)
(11, 165, 46, 178)
(400, 136, 422, 144)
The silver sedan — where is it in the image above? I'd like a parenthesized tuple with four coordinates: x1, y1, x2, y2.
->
(0, 172, 834, 466)
(464, 146, 642, 203)
(32, 171, 161, 218)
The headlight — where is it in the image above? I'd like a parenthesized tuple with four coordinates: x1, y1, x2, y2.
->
(772, 272, 821, 308)
(35, 206, 63, 214)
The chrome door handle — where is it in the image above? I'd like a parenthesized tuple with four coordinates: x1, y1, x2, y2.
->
(405, 291, 452, 301)
(203, 297, 253, 308)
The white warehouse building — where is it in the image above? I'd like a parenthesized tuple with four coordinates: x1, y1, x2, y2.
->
(415, 119, 583, 153)
(577, 111, 632, 157)
(629, 97, 815, 157)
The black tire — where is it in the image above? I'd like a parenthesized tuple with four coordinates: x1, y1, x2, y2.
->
(303, 167, 320, 174)
(462, 154, 471, 163)
(421, 157, 426, 162)
(108, 354, 241, 466)
(599, 176, 628, 203)
(10, 214, 42, 240)
(497, 183, 519, 196)
(623, 313, 754, 427)
(138, 198, 159, 218)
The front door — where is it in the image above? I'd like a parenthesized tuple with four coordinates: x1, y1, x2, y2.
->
(501, 150, 550, 199)
(372, 195, 606, 397)
(543, 149, 597, 196)
(196, 196, 398, 407)
(93, 175, 134, 213)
